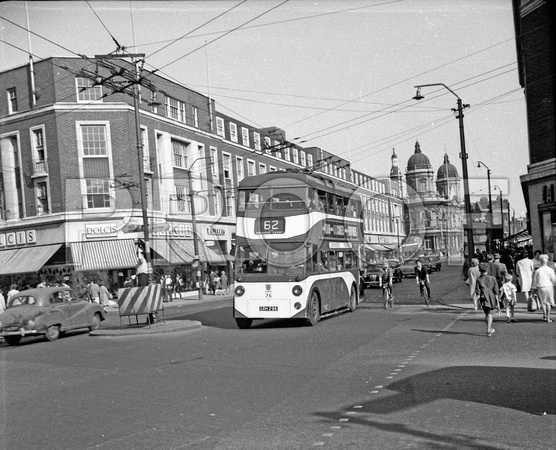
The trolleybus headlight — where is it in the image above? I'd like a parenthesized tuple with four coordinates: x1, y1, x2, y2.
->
(235, 285, 245, 296)
(292, 285, 303, 296)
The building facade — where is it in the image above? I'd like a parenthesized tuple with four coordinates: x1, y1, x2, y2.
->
(0, 56, 404, 292)
(402, 141, 465, 258)
(513, 0, 556, 255)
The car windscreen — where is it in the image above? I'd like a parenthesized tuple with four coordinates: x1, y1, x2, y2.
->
(8, 295, 37, 307)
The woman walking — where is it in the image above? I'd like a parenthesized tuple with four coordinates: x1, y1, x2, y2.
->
(532, 254, 556, 322)
(467, 258, 481, 310)
(476, 262, 501, 337)
(515, 249, 535, 309)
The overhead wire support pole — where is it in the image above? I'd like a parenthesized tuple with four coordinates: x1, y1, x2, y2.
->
(95, 52, 152, 280)
(413, 83, 474, 266)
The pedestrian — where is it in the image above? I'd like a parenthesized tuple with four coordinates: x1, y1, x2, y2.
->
(214, 273, 222, 295)
(209, 269, 217, 295)
(532, 249, 542, 270)
(467, 258, 481, 310)
(414, 259, 431, 306)
(220, 271, 229, 294)
(6, 284, 19, 304)
(87, 279, 100, 303)
(0, 290, 6, 314)
(500, 250, 514, 274)
(515, 249, 535, 310)
(532, 254, 556, 323)
(379, 260, 394, 309)
(135, 244, 149, 287)
(461, 255, 470, 281)
(500, 273, 518, 323)
(492, 253, 508, 286)
(476, 262, 501, 337)
(98, 281, 110, 314)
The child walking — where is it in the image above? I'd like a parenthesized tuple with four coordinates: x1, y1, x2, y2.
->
(500, 273, 518, 323)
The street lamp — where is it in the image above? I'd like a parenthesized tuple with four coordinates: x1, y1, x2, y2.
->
(413, 83, 474, 265)
(186, 156, 214, 301)
(477, 161, 493, 251)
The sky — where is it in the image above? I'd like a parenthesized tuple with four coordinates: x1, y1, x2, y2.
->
(0, 0, 528, 216)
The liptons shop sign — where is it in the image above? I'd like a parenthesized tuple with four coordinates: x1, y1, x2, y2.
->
(0, 229, 37, 248)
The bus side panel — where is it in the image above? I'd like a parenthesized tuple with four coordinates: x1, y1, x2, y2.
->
(310, 271, 356, 314)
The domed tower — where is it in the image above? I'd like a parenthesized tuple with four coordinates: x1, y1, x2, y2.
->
(405, 141, 435, 199)
(389, 148, 403, 197)
(436, 153, 461, 200)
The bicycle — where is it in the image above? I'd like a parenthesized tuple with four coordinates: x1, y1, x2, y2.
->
(419, 279, 430, 306)
(382, 283, 394, 309)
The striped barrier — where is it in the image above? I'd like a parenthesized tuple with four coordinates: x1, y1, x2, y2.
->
(117, 285, 163, 317)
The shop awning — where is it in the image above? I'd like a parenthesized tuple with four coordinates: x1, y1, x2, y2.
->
(365, 244, 390, 252)
(0, 244, 62, 275)
(71, 239, 138, 271)
(151, 239, 228, 265)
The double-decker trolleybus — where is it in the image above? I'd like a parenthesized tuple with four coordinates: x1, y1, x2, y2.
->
(233, 170, 365, 329)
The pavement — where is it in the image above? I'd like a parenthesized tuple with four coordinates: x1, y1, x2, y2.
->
(89, 289, 232, 337)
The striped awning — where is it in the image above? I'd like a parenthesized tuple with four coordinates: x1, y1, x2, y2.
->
(71, 239, 138, 271)
(151, 239, 227, 265)
(365, 244, 390, 252)
(0, 244, 62, 275)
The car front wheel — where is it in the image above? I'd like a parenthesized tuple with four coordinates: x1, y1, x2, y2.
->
(89, 313, 101, 331)
(45, 325, 60, 341)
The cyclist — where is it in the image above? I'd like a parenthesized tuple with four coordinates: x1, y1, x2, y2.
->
(415, 259, 431, 306)
(379, 260, 394, 309)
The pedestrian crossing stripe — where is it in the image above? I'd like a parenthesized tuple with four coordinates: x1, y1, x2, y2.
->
(117, 285, 163, 316)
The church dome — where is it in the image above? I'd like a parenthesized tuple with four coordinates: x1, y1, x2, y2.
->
(437, 154, 459, 179)
(407, 141, 431, 171)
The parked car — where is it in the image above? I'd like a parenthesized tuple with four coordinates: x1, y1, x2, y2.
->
(0, 287, 105, 345)
(425, 254, 442, 272)
(401, 258, 418, 277)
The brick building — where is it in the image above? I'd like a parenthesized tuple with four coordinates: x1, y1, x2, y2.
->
(0, 56, 404, 292)
(513, 0, 556, 255)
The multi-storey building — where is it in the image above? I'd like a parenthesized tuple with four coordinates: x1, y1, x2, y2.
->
(513, 0, 556, 255)
(0, 56, 404, 292)
(401, 141, 465, 259)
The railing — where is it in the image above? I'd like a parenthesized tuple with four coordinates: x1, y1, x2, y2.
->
(31, 159, 48, 176)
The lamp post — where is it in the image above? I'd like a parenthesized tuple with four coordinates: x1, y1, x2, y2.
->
(186, 156, 214, 301)
(94, 52, 157, 281)
(413, 83, 474, 265)
(477, 161, 493, 252)
(494, 185, 505, 246)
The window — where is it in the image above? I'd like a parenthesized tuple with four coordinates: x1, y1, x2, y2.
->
(230, 122, 238, 142)
(264, 137, 272, 153)
(247, 160, 256, 177)
(284, 147, 290, 161)
(175, 185, 189, 212)
(7, 88, 18, 113)
(141, 128, 152, 172)
(172, 140, 189, 168)
(166, 97, 186, 122)
(80, 124, 111, 209)
(292, 148, 299, 164)
(307, 153, 313, 169)
(259, 163, 267, 174)
(76, 78, 102, 102)
(86, 179, 111, 208)
(192, 107, 198, 127)
(223, 153, 232, 180)
(300, 151, 306, 167)
(236, 156, 244, 181)
(36, 181, 49, 215)
(253, 132, 261, 151)
(216, 117, 225, 137)
(31, 128, 47, 175)
(269, 166, 277, 172)
(226, 194, 234, 217)
(241, 127, 249, 146)
(211, 147, 218, 178)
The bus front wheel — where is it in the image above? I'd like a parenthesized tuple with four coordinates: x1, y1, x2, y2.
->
(349, 287, 357, 312)
(306, 292, 320, 326)
(235, 318, 253, 329)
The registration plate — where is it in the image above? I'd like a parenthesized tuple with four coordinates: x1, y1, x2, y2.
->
(259, 306, 278, 311)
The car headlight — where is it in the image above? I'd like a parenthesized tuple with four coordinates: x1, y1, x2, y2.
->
(26, 320, 36, 329)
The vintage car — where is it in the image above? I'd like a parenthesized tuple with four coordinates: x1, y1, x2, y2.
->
(360, 262, 403, 293)
(425, 254, 442, 272)
(400, 258, 419, 277)
(0, 287, 105, 345)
